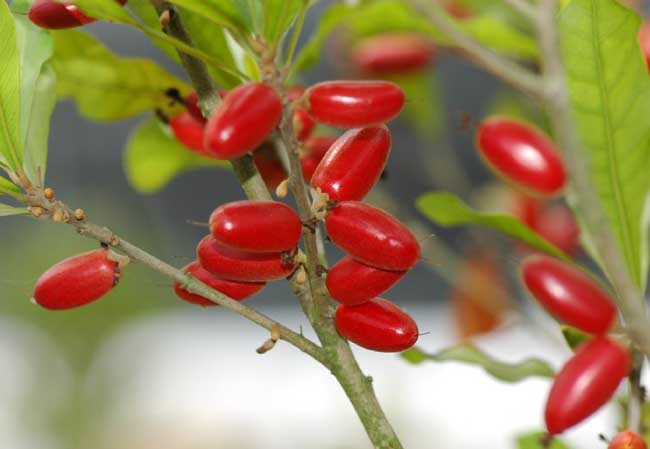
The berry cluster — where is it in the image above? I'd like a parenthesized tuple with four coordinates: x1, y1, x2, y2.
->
(28, 0, 127, 29)
(475, 116, 630, 435)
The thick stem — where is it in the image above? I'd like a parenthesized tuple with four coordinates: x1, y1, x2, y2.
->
(628, 351, 645, 434)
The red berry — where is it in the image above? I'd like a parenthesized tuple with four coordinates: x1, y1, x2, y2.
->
(521, 255, 615, 334)
(311, 125, 391, 201)
(327, 256, 405, 305)
(209, 200, 302, 253)
(476, 117, 567, 196)
(33, 249, 120, 310)
(185, 91, 206, 123)
(300, 135, 337, 182)
(325, 201, 420, 271)
(204, 83, 283, 159)
(253, 144, 287, 189)
(351, 33, 435, 74)
(174, 261, 265, 306)
(170, 111, 206, 154)
(639, 22, 650, 71)
(28, 0, 126, 29)
(305, 81, 405, 127)
(335, 297, 418, 352)
(609, 431, 647, 449)
(534, 204, 580, 254)
(197, 235, 296, 282)
(545, 337, 630, 434)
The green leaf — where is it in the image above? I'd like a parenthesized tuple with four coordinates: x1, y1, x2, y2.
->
(516, 432, 571, 449)
(0, 176, 22, 200)
(164, 0, 247, 33)
(560, 0, 650, 289)
(0, 203, 28, 217)
(126, 0, 181, 62)
(401, 343, 555, 383)
(0, 1, 23, 171)
(263, 0, 304, 46)
(51, 29, 189, 121)
(13, 3, 55, 184)
(561, 325, 591, 351)
(294, 0, 537, 74)
(417, 192, 571, 260)
(124, 118, 229, 193)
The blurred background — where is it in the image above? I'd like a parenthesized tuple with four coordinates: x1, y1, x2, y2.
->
(0, 0, 640, 448)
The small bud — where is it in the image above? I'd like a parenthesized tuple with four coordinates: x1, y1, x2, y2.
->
(275, 178, 290, 198)
(44, 187, 55, 200)
(159, 9, 171, 28)
(74, 209, 86, 221)
(30, 206, 43, 218)
(52, 209, 65, 222)
(296, 266, 307, 285)
(256, 338, 276, 354)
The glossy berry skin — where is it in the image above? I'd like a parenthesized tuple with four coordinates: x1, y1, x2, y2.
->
(197, 235, 296, 282)
(327, 257, 406, 306)
(174, 261, 265, 307)
(33, 249, 120, 310)
(608, 431, 647, 449)
(521, 255, 615, 334)
(170, 111, 206, 154)
(335, 297, 418, 352)
(305, 81, 405, 128)
(326, 201, 420, 271)
(311, 125, 391, 201)
(351, 33, 435, 74)
(639, 22, 650, 71)
(477, 118, 567, 197)
(209, 201, 302, 253)
(185, 91, 206, 123)
(545, 337, 630, 434)
(204, 83, 283, 159)
(28, 0, 126, 29)
(253, 144, 286, 189)
(300, 135, 337, 181)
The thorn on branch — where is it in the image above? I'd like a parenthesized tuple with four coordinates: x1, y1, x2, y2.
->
(256, 323, 281, 354)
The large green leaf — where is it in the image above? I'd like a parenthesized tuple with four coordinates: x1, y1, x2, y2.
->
(124, 118, 229, 193)
(126, 0, 181, 62)
(0, 204, 28, 217)
(401, 343, 554, 383)
(517, 432, 571, 449)
(293, 0, 537, 74)
(0, 176, 22, 201)
(164, 0, 247, 33)
(417, 192, 570, 260)
(51, 29, 189, 121)
(0, 1, 23, 171)
(560, 0, 650, 288)
(13, 1, 55, 184)
(262, 0, 305, 47)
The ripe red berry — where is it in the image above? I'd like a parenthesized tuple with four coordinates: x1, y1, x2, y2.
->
(174, 261, 265, 306)
(33, 249, 120, 310)
(351, 33, 435, 74)
(545, 337, 630, 434)
(197, 235, 296, 282)
(28, 0, 127, 29)
(204, 83, 283, 159)
(300, 135, 337, 182)
(305, 81, 405, 127)
(311, 125, 391, 201)
(253, 143, 287, 189)
(209, 201, 302, 253)
(639, 22, 650, 71)
(445, 2, 472, 19)
(169, 111, 206, 154)
(326, 201, 420, 271)
(476, 117, 567, 196)
(288, 86, 316, 141)
(335, 297, 418, 352)
(327, 256, 405, 306)
(609, 431, 647, 449)
(521, 255, 615, 334)
(185, 91, 206, 123)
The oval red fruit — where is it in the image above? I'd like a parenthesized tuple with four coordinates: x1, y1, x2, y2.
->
(170, 111, 206, 153)
(534, 204, 580, 254)
(545, 337, 630, 434)
(185, 91, 206, 123)
(33, 249, 120, 310)
(476, 118, 566, 196)
(174, 261, 265, 306)
(253, 143, 287, 189)
(335, 297, 418, 352)
(351, 33, 435, 74)
(204, 83, 283, 159)
(609, 431, 647, 449)
(28, 0, 126, 29)
(197, 235, 296, 282)
(327, 256, 405, 305)
(311, 125, 391, 201)
(639, 22, 650, 71)
(209, 200, 302, 253)
(305, 81, 405, 127)
(521, 255, 615, 334)
(325, 201, 420, 271)
(300, 135, 337, 182)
